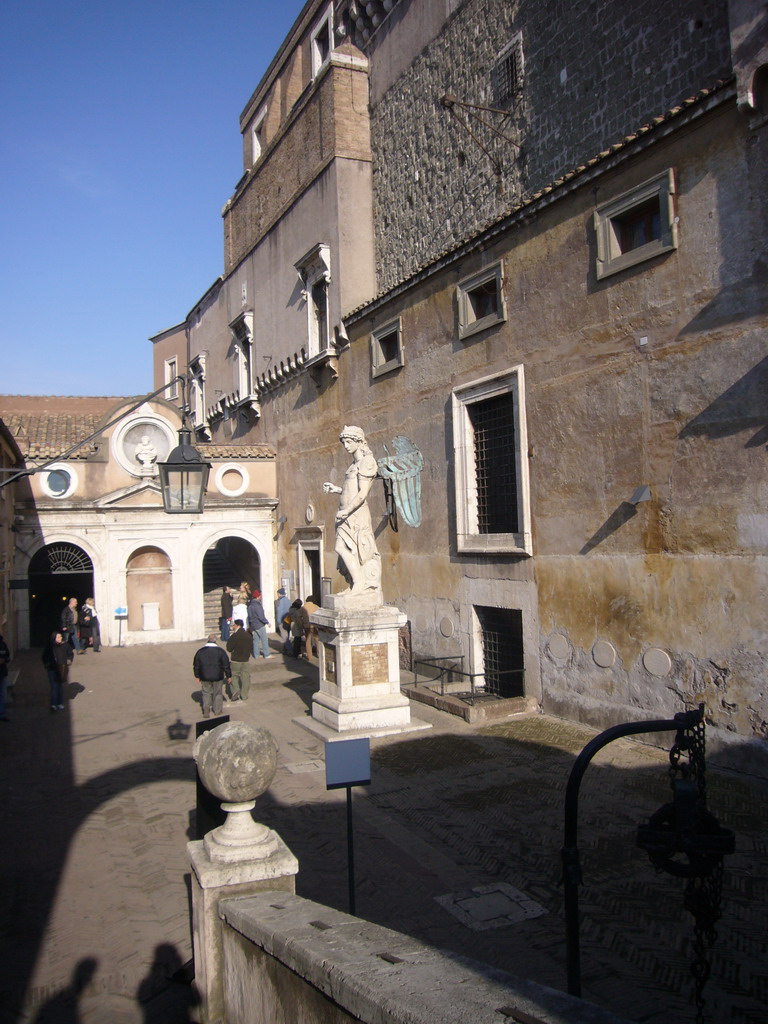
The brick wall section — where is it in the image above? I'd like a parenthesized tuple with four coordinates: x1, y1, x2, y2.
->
(370, 0, 732, 291)
(224, 60, 371, 274)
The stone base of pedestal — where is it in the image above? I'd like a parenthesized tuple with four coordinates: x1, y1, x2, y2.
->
(306, 602, 432, 740)
(297, 711, 432, 743)
(188, 833, 298, 1024)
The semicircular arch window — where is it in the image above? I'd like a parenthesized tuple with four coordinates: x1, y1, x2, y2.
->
(29, 542, 93, 575)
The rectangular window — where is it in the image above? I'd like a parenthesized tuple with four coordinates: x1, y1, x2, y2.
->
(295, 243, 332, 359)
(458, 263, 506, 340)
(251, 106, 267, 165)
(371, 318, 403, 378)
(311, 7, 333, 77)
(594, 169, 677, 280)
(475, 605, 525, 698)
(468, 393, 518, 534)
(452, 366, 531, 555)
(164, 358, 178, 400)
(229, 312, 254, 398)
(189, 356, 206, 429)
(491, 34, 524, 107)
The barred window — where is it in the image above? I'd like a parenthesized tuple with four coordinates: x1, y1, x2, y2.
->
(452, 366, 531, 555)
(491, 35, 524, 107)
(468, 392, 518, 534)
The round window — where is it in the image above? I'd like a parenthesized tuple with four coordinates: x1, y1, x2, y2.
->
(214, 463, 249, 498)
(47, 469, 71, 496)
(41, 463, 78, 499)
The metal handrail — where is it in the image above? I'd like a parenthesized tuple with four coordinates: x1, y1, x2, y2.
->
(412, 657, 524, 705)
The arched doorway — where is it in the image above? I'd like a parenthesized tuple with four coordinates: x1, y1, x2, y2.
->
(28, 543, 94, 647)
(126, 546, 173, 631)
(202, 537, 261, 634)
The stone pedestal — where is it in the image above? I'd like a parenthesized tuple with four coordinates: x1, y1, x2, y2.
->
(303, 603, 431, 740)
(189, 721, 299, 1023)
(188, 835, 298, 1024)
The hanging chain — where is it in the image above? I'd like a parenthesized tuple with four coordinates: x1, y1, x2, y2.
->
(668, 707, 719, 1024)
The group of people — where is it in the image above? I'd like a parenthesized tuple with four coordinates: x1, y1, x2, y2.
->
(41, 597, 102, 712)
(195, 583, 321, 718)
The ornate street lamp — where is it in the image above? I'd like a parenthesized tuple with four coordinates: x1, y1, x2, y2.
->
(157, 414, 211, 514)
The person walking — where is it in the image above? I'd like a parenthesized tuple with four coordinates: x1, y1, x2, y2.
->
(289, 599, 309, 658)
(61, 597, 84, 654)
(302, 594, 320, 659)
(42, 631, 73, 711)
(275, 588, 291, 642)
(219, 586, 233, 641)
(226, 619, 252, 701)
(193, 634, 232, 718)
(247, 590, 271, 660)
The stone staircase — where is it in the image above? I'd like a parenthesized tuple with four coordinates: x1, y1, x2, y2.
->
(202, 549, 242, 634)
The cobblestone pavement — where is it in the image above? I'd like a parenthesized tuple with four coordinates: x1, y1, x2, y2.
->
(0, 639, 765, 1023)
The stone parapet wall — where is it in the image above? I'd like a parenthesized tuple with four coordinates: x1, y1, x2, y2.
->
(218, 891, 633, 1024)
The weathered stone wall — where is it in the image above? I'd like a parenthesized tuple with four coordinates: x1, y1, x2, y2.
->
(370, 0, 732, 290)
(319, 97, 767, 760)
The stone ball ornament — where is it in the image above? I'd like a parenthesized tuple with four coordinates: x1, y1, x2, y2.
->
(194, 722, 280, 863)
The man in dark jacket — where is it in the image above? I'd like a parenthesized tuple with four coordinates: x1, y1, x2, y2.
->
(193, 634, 232, 718)
(226, 619, 252, 701)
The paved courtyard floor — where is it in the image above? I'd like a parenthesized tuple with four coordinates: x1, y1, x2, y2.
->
(0, 639, 765, 1023)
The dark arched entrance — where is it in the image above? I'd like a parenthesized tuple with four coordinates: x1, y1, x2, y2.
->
(202, 537, 261, 634)
(28, 543, 94, 647)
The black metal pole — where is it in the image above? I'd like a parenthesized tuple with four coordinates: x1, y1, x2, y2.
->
(562, 707, 703, 997)
(346, 785, 356, 915)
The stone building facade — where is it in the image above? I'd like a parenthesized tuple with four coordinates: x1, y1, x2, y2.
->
(2, 395, 278, 648)
(157, 0, 768, 765)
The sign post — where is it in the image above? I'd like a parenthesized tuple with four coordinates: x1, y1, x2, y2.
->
(325, 737, 371, 916)
(114, 607, 128, 647)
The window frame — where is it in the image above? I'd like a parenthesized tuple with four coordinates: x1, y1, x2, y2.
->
(164, 358, 178, 400)
(311, 5, 333, 78)
(451, 365, 531, 556)
(491, 33, 524, 108)
(457, 262, 506, 340)
(41, 462, 78, 500)
(251, 106, 267, 165)
(371, 318, 404, 378)
(295, 243, 332, 360)
(229, 312, 255, 399)
(594, 169, 678, 280)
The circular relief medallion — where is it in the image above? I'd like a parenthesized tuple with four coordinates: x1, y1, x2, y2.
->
(439, 617, 455, 638)
(592, 640, 617, 668)
(643, 648, 672, 677)
(113, 415, 175, 478)
(547, 634, 571, 662)
(305, 503, 315, 524)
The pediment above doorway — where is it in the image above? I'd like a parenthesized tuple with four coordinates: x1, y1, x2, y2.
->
(95, 481, 165, 509)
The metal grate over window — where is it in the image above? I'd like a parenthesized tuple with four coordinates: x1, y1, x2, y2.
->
(476, 605, 524, 698)
(29, 542, 93, 575)
(491, 37, 523, 107)
(468, 392, 519, 534)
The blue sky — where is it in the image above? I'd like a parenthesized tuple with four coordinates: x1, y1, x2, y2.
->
(1, 0, 303, 397)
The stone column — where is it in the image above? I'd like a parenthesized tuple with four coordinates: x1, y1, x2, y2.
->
(188, 722, 298, 1024)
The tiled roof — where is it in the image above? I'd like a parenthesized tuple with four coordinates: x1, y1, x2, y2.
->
(199, 444, 276, 460)
(3, 413, 102, 460)
(345, 78, 735, 323)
